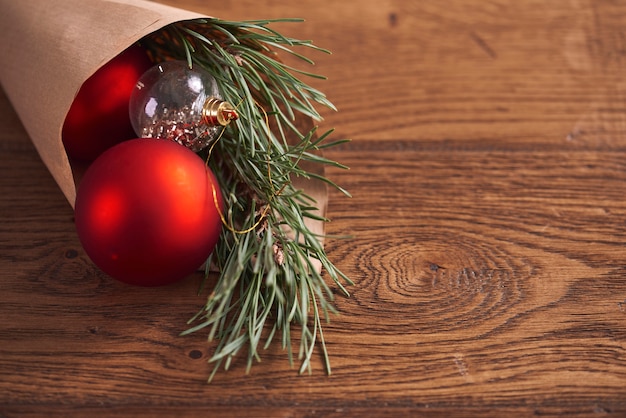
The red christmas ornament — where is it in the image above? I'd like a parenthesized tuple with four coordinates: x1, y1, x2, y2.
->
(62, 44, 152, 162)
(74, 138, 224, 286)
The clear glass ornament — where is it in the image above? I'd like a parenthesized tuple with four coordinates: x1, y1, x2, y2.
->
(129, 60, 238, 152)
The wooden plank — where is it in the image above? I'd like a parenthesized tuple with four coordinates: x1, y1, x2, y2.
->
(159, 0, 626, 147)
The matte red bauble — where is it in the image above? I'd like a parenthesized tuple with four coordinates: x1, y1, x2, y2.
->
(62, 44, 152, 161)
(74, 138, 224, 286)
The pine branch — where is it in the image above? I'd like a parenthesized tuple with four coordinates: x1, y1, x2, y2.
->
(141, 18, 351, 381)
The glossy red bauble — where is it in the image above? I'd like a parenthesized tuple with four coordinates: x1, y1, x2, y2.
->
(62, 44, 152, 161)
(75, 138, 224, 286)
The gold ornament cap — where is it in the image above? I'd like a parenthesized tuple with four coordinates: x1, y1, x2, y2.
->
(202, 97, 239, 126)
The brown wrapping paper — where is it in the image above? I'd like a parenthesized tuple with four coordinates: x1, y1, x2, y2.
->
(0, 0, 327, 247)
(0, 0, 204, 206)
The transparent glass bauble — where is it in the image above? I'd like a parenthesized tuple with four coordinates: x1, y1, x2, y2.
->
(129, 60, 235, 152)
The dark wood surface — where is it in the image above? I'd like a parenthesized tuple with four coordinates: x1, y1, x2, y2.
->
(3, 0, 626, 416)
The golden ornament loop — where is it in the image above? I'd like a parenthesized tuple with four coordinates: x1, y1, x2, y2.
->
(202, 97, 239, 127)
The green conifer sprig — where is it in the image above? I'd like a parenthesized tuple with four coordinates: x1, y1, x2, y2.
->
(141, 18, 351, 381)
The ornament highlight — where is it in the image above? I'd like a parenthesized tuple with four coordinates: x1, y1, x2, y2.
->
(62, 44, 153, 161)
(129, 60, 238, 152)
(74, 138, 224, 286)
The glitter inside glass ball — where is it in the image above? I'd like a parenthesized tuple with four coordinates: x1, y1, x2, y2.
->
(129, 60, 223, 152)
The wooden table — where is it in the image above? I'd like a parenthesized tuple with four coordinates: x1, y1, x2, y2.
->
(2, 0, 626, 416)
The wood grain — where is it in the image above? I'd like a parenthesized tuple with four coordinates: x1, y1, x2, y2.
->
(3, 0, 626, 416)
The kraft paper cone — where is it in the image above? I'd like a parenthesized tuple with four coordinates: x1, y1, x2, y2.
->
(0, 0, 328, 247)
